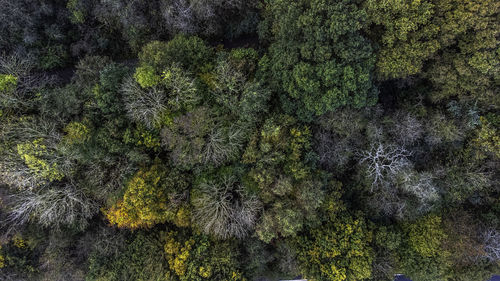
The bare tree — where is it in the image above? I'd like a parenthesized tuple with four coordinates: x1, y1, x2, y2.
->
(4, 185, 98, 231)
(481, 227, 500, 262)
(367, 189, 407, 220)
(161, 0, 198, 35)
(212, 57, 246, 107)
(203, 124, 246, 166)
(0, 118, 72, 190)
(192, 175, 261, 239)
(122, 77, 168, 128)
(358, 142, 412, 190)
(424, 112, 464, 146)
(390, 111, 423, 146)
(372, 254, 395, 281)
(315, 129, 352, 171)
(0, 52, 56, 109)
(122, 66, 198, 128)
(163, 64, 198, 112)
(0, 52, 35, 77)
(400, 171, 440, 210)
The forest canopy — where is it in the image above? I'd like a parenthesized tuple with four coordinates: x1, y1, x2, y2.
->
(0, 0, 498, 281)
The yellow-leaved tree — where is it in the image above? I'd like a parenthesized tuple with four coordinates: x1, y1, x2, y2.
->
(106, 164, 190, 228)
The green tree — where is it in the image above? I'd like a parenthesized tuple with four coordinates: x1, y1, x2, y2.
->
(259, 0, 377, 119)
(86, 231, 169, 281)
(163, 230, 246, 281)
(294, 213, 374, 281)
(426, 0, 499, 108)
(364, 0, 440, 79)
(243, 114, 324, 242)
(138, 35, 213, 74)
(399, 215, 451, 281)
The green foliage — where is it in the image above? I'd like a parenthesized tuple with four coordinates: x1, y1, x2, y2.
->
(39, 45, 68, 70)
(123, 124, 161, 151)
(63, 121, 90, 145)
(86, 232, 169, 281)
(405, 215, 447, 258)
(294, 213, 374, 281)
(260, 0, 377, 118)
(0, 235, 40, 279)
(124, 64, 199, 129)
(425, 0, 499, 108)
(1, 1, 499, 280)
(375, 226, 402, 252)
(134, 65, 161, 88)
(472, 116, 500, 159)
(243, 114, 324, 242)
(163, 230, 245, 281)
(0, 74, 17, 92)
(161, 65, 200, 112)
(92, 63, 129, 116)
(138, 35, 213, 73)
(364, 0, 440, 79)
(399, 215, 451, 281)
(211, 51, 270, 124)
(228, 48, 259, 76)
(67, 0, 85, 24)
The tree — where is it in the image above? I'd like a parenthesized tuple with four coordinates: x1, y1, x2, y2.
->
(294, 213, 374, 281)
(358, 142, 412, 190)
(314, 108, 366, 173)
(259, 0, 377, 119)
(191, 172, 261, 239)
(399, 215, 451, 281)
(138, 35, 213, 74)
(86, 231, 169, 281)
(161, 107, 214, 169)
(5, 186, 98, 231)
(16, 138, 65, 184)
(91, 63, 129, 117)
(0, 116, 65, 190)
(210, 49, 271, 124)
(472, 115, 500, 159)
(105, 164, 191, 228)
(243, 114, 324, 242)
(364, 0, 440, 79)
(388, 111, 424, 146)
(425, 0, 499, 108)
(122, 77, 170, 129)
(159, 0, 258, 37)
(0, 74, 17, 93)
(161, 107, 247, 169)
(481, 227, 500, 262)
(163, 230, 245, 281)
(202, 124, 247, 166)
(129, 63, 199, 117)
(424, 111, 465, 146)
(443, 211, 485, 266)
